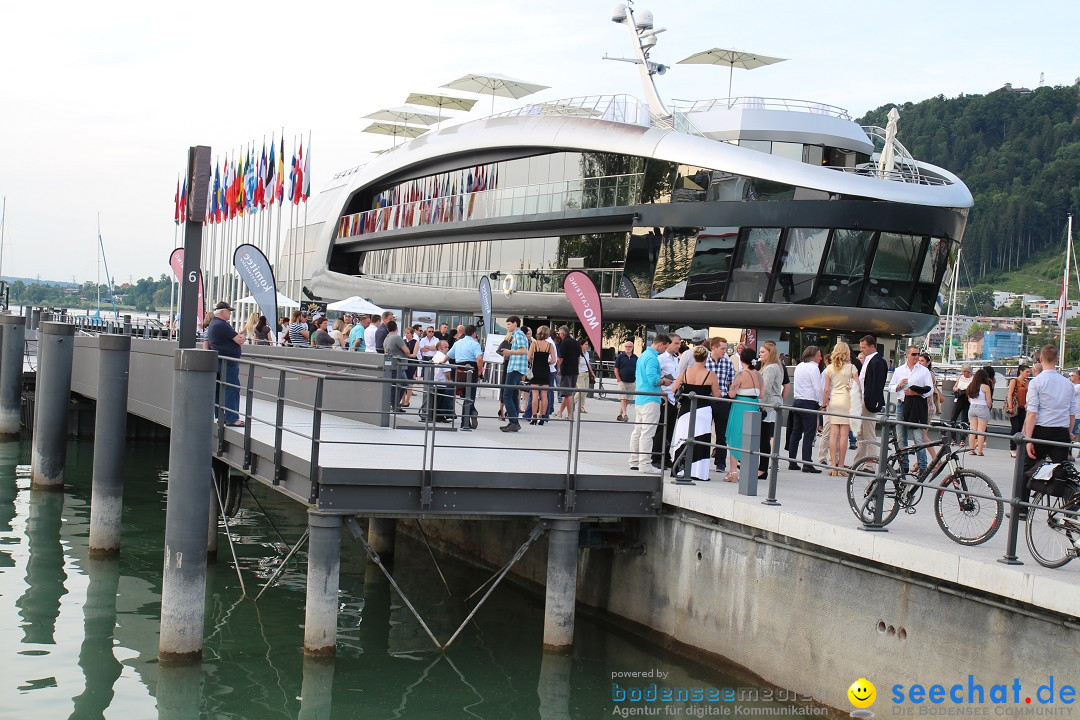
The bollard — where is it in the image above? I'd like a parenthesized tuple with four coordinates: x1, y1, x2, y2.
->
(31, 307, 41, 331)
(367, 517, 396, 561)
(542, 519, 580, 650)
(23, 304, 31, 327)
(738, 409, 761, 496)
(304, 511, 343, 656)
(31, 321, 76, 490)
(123, 315, 132, 336)
(159, 348, 216, 663)
(89, 335, 131, 555)
(0, 314, 26, 434)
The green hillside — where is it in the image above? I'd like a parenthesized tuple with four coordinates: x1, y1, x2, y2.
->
(857, 84, 1080, 286)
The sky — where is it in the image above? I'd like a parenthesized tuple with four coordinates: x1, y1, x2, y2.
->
(0, 0, 1077, 285)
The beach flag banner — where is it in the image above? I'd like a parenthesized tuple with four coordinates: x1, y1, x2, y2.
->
(618, 276, 639, 298)
(563, 271, 603, 353)
(478, 276, 493, 336)
(232, 243, 279, 330)
(168, 247, 204, 320)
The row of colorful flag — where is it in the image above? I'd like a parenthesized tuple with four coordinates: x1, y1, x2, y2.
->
(173, 135, 311, 225)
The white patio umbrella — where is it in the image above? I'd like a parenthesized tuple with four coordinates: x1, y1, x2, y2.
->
(237, 290, 299, 308)
(361, 122, 429, 147)
(676, 48, 787, 99)
(405, 92, 478, 123)
(363, 106, 443, 126)
(441, 73, 550, 113)
(326, 296, 385, 315)
(878, 107, 901, 179)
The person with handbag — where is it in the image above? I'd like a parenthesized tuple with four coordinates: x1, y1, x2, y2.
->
(1004, 364, 1031, 458)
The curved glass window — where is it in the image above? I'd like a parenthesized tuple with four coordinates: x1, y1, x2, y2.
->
(728, 228, 781, 302)
(911, 237, 950, 314)
(816, 229, 874, 306)
(685, 227, 738, 301)
(651, 230, 698, 298)
(862, 233, 925, 311)
(771, 228, 829, 303)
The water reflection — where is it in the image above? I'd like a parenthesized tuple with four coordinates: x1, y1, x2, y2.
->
(538, 650, 572, 720)
(71, 557, 123, 718)
(298, 656, 335, 720)
(17, 489, 66, 645)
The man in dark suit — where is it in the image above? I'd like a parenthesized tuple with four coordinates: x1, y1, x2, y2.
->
(855, 335, 889, 462)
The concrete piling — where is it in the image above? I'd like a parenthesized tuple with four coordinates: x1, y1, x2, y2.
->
(304, 511, 343, 657)
(0, 314, 26, 434)
(159, 349, 216, 663)
(542, 519, 581, 650)
(367, 517, 396, 561)
(30, 307, 41, 331)
(31, 321, 75, 489)
(89, 335, 130, 556)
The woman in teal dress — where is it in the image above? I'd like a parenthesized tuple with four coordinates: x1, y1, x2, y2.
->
(725, 347, 763, 482)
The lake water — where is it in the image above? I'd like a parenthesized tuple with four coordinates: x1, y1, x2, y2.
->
(0, 437, 840, 719)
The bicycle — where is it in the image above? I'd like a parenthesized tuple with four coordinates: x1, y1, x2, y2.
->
(1025, 460, 1080, 568)
(845, 420, 1004, 546)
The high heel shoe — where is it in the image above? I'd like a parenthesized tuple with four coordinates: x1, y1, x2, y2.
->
(530, 418, 538, 425)
(724, 472, 739, 483)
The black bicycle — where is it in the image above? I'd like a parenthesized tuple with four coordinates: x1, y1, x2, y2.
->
(845, 421, 1004, 546)
(1025, 460, 1080, 568)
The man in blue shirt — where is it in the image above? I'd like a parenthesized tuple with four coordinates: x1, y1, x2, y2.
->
(205, 301, 246, 426)
(613, 339, 637, 422)
(448, 325, 484, 430)
(629, 334, 669, 474)
(500, 316, 529, 432)
(349, 315, 370, 351)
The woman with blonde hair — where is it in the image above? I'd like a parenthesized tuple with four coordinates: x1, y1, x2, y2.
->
(330, 318, 347, 348)
(756, 341, 784, 478)
(243, 311, 260, 343)
(821, 341, 858, 474)
(528, 326, 554, 425)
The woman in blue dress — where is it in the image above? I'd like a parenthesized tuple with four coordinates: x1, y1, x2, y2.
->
(724, 347, 763, 482)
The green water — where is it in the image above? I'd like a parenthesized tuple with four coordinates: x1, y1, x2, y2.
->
(0, 438, 836, 719)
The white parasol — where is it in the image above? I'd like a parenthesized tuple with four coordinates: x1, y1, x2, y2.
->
(676, 47, 786, 99)
(441, 73, 550, 113)
(361, 122, 429, 147)
(878, 107, 901, 179)
(405, 92, 478, 123)
(363, 106, 443, 127)
(237, 290, 299, 308)
(326, 296, 385, 315)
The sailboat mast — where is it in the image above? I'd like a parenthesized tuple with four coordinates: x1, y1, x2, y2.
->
(96, 213, 101, 310)
(1061, 213, 1074, 366)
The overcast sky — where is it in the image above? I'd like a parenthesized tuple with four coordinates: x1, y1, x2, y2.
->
(0, 0, 1076, 284)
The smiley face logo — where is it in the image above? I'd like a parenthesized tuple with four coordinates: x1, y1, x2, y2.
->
(848, 678, 876, 709)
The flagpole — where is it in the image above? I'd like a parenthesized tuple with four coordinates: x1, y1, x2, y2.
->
(1061, 214, 1073, 366)
(301, 130, 311, 302)
(275, 127, 284, 297)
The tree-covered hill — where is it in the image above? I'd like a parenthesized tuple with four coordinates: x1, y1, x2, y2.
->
(858, 83, 1080, 282)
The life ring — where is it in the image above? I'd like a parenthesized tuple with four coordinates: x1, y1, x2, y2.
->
(502, 273, 516, 296)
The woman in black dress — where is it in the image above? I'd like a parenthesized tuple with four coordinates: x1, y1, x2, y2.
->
(669, 346, 721, 481)
(528, 325, 554, 425)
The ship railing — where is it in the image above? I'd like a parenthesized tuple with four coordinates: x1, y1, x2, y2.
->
(823, 164, 950, 186)
(490, 94, 654, 126)
(363, 267, 628, 296)
(672, 97, 852, 119)
(337, 172, 645, 240)
(860, 125, 927, 184)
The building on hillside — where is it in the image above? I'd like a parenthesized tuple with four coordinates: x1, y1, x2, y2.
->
(982, 331, 1022, 361)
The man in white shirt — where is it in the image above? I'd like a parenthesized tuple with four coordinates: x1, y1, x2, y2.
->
(1021, 345, 1076, 512)
(787, 345, 823, 473)
(891, 345, 934, 472)
(417, 326, 439, 361)
(431, 340, 454, 422)
(364, 314, 380, 353)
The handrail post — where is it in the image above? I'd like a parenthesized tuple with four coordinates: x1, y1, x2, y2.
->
(242, 363, 255, 469)
(273, 369, 285, 485)
(762, 401, 784, 505)
(861, 415, 892, 532)
(308, 377, 324, 504)
(673, 393, 696, 485)
(215, 356, 226, 454)
(998, 432, 1027, 565)
(738, 404, 761, 496)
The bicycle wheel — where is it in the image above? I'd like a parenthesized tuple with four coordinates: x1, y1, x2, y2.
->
(846, 457, 901, 526)
(1025, 492, 1079, 568)
(934, 469, 1004, 546)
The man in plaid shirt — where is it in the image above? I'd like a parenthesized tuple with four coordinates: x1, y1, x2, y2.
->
(500, 315, 529, 432)
(705, 336, 735, 471)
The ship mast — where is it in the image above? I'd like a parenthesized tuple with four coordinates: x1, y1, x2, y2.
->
(609, 3, 669, 116)
(1060, 213, 1073, 366)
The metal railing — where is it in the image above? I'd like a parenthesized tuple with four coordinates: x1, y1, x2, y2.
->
(672, 97, 852, 120)
(364, 267, 628, 296)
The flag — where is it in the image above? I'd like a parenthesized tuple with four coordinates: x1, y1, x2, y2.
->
(265, 138, 276, 209)
(288, 147, 298, 204)
(179, 178, 187, 223)
(301, 140, 310, 202)
(256, 142, 267, 209)
(245, 147, 257, 214)
(211, 163, 222, 224)
(276, 135, 285, 204)
(174, 178, 181, 225)
(292, 143, 304, 204)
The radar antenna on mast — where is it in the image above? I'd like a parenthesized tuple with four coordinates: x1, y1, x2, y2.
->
(607, 3, 668, 116)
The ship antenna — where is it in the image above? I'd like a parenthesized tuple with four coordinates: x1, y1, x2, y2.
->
(608, 3, 669, 116)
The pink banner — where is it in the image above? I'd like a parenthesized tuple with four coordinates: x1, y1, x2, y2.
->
(169, 247, 204, 320)
(563, 271, 603, 354)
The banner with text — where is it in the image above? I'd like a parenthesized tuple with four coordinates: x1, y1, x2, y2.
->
(232, 243, 278, 328)
(168, 247, 204, 320)
(478, 276, 493, 336)
(563, 271, 603, 352)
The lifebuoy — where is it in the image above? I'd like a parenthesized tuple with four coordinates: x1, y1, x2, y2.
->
(502, 273, 515, 296)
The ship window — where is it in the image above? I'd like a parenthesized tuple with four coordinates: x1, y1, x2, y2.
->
(803, 145, 825, 165)
(651, 230, 697, 298)
(862, 233, 924, 311)
(816, 229, 874, 306)
(728, 228, 781, 302)
(739, 140, 771, 154)
(772, 142, 803, 162)
(911, 237, 950, 314)
(529, 155, 551, 185)
(748, 179, 796, 201)
(685, 227, 738, 301)
(771, 228, 829, 303)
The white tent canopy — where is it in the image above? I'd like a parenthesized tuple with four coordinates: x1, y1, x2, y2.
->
(237, 291, 299, 308)
(326, 296, 385, 315)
